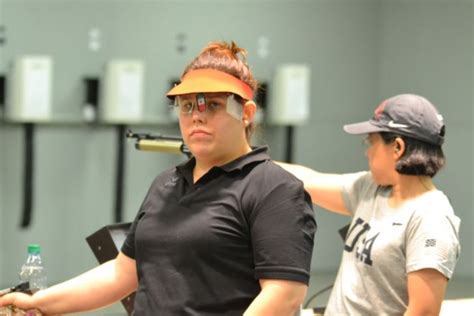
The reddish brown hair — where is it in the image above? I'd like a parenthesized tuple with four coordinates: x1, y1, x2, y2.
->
(182, 41, 257, 94)
(183, 41, 259, 141)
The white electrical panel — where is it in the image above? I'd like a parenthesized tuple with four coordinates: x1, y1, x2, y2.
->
(268, 64, 311, 125)
(7, 56, 53, 122)
(100, 60, 145, 124)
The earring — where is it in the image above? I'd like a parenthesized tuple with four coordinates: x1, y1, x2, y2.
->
(243, 119, 249, 126)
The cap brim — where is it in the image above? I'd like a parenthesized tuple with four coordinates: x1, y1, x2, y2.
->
(167, 77, 226, 96)
(166, 69, 254, 100)
(343, 121, 387, 135)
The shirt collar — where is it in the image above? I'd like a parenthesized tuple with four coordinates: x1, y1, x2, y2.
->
(176, 145, 270, 176)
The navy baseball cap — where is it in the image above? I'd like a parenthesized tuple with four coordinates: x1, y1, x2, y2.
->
(343, 94, 445, 145)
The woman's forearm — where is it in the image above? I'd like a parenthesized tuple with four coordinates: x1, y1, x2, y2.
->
(1, 254, 138, 315)
(35, 260, 130, 314)
(244, 280, 307, 316)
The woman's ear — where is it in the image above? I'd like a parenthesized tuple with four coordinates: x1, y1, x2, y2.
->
(394, 137, 405, 158)
(242, 101, 256, 124)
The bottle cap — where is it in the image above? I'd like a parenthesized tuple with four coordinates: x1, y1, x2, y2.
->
(27, 244, 41, 254)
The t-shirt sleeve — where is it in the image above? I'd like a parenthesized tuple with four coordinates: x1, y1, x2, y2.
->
(406, 206, 461, 279)
(246, 164, 317, 285)
(121, 176, 160, 259)
(341, 171, 374, 214)
(120, 209, 144, 259)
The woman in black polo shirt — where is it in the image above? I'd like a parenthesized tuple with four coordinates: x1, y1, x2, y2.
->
(1, 41, 316, 316)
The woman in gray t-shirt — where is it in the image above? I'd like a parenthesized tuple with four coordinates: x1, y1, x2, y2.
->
(280, 93, 460, 316)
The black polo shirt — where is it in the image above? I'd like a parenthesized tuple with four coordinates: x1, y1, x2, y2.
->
(122, 146, 316, 316)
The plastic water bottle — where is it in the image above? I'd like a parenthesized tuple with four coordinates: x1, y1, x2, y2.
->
(19, 244, 47, 292)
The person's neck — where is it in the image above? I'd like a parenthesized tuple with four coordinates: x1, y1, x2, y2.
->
(389, 174, 435, 208)
(193, 145, 252, 183)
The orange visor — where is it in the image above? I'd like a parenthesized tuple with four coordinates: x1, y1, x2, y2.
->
(166, 68, 254, 101)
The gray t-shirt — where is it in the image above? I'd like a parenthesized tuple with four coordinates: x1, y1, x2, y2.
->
(325, 171, 461, 316)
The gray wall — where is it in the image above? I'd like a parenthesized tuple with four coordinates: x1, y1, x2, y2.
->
(0, 119, 4, 281)
(0, 0, 472, 294)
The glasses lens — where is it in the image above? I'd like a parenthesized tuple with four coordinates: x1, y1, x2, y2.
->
(175, 97, 194, 115)
(175, 93, 230, 116)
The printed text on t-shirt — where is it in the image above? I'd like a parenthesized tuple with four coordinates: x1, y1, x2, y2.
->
(344, 217, 379, 266)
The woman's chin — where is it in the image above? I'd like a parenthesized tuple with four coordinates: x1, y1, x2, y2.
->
(189, 145, 214, 159)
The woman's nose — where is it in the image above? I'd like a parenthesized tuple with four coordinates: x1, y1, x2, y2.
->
(191, 106, 206, 122)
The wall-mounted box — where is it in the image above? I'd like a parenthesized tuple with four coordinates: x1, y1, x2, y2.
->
(82, 77, 100, 122)
(6, 56, 53, 122)
(0, 75, 5, 118)
(100, 60, 144, 124)
(267, 64, 310, 125)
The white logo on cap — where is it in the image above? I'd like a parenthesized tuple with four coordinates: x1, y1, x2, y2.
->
(387, 121, 409, 129)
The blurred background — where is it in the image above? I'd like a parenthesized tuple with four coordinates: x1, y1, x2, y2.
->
(0, 0, 472, 314)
